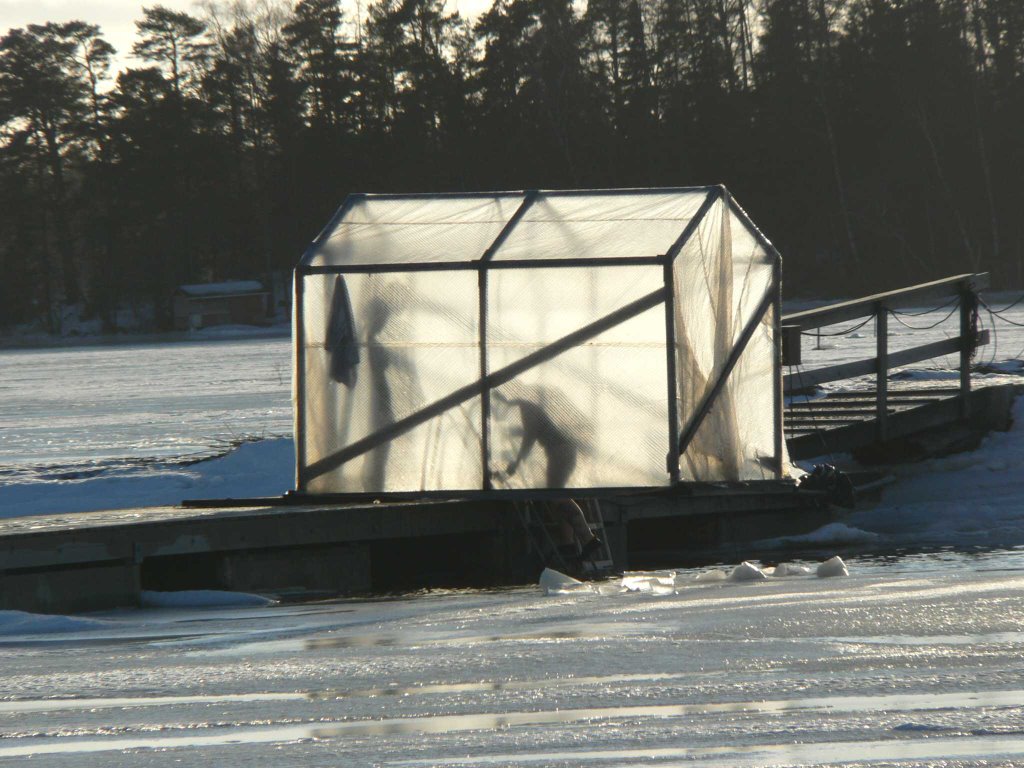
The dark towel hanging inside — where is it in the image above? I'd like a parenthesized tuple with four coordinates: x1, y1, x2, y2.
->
(327, 275, 360, 387)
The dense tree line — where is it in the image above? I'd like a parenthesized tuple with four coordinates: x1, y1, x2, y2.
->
(1, 0, 1022, 332)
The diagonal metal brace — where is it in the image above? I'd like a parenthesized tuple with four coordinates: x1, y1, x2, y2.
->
(306, 287, 668, 482)
(676, 289, 775, 459)
(664, 187, 721, 263)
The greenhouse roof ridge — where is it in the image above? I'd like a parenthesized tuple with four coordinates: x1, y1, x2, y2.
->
(298, 185, 779, 271)
(345, 185, 722, 201)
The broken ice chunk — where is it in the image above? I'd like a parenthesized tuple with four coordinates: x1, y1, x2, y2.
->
(816, 555, 849, 578)
(539, 568, 589, 595)
(729, 561, 768, 581)
(771, 563, 812, 577)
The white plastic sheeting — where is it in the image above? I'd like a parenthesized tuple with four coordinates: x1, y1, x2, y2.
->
(493, 191, 709, 261)
(673, 200, 777, 482)
(309, 194, 522, 266)
(296, 187, 787, 494)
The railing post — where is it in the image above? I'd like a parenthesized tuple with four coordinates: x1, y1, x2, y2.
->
(959, 287, 976, 418)
(479, 266, 491, 490)
(876, 302, 888, 441)
(663, 261, 681, 484)
(773, 261, 784, 478)
(294, 267, 307, 492)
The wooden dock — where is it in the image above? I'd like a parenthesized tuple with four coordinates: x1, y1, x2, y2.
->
(785, 384, 1016, 461)
(0, 484, 829, 614)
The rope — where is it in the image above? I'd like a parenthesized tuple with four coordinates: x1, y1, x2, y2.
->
(981, 292, 1024, 314)
(979, 296, 1024, 328)
(889, 296, 960, 317)
(977, 304, 999, 367)
(888, 302, 960, 330)
(799, 315, 873, 338)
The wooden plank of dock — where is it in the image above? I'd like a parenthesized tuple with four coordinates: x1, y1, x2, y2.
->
(785, 383, 1017, 461)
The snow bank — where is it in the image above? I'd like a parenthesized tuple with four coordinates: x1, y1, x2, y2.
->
(758, 522, 880, 550)
(0, 438, 294, 518)
(842, 395, 1024, 549)
(140, 590, 275, 609)
(0, 610, 108, 636)
(976, 359, 1024, 375)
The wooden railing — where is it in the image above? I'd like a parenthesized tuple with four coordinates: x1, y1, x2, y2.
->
(781, 273, 989, 440)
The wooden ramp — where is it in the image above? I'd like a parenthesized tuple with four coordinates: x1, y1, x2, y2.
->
(785, 385, 1014, 461)
(781, 274, 1014, 462)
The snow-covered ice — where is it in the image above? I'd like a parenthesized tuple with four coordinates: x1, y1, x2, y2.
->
(0, 336, 292, 471)
(0, 438, 294, 518)
(2, 550, 1024, 765)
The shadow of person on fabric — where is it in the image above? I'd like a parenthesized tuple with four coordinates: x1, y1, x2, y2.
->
(494, 388, 601, 561)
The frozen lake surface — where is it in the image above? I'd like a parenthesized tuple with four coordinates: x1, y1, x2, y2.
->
(0, 336, 293, 473)
(2, 298, 1024, 764)
(2, 551, 1024, 766)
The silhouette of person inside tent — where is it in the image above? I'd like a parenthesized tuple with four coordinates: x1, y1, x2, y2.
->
(496, 388, 602, 562)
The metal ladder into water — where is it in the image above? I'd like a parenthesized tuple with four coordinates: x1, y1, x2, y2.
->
(514, 498, 615, 576)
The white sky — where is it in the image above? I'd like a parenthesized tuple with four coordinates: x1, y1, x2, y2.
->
(0, 0, 197, 66)
(0, 0, 487, 76)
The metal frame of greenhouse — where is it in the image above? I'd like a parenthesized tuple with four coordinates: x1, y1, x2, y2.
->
(293, 185, 785, 499)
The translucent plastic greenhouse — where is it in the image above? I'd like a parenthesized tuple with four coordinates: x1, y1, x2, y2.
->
(293, 187, 788, 496)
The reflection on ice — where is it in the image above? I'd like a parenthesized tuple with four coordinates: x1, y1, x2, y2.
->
(540, 559, 846, 599)
(304, 628, 596, 651)
(3, 551, 1023, 765)
(0, 670, 707, 716)
(391, 734, 1024, 767)
(5, 688, 1024, 759)
(207, 625, 612, 656)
